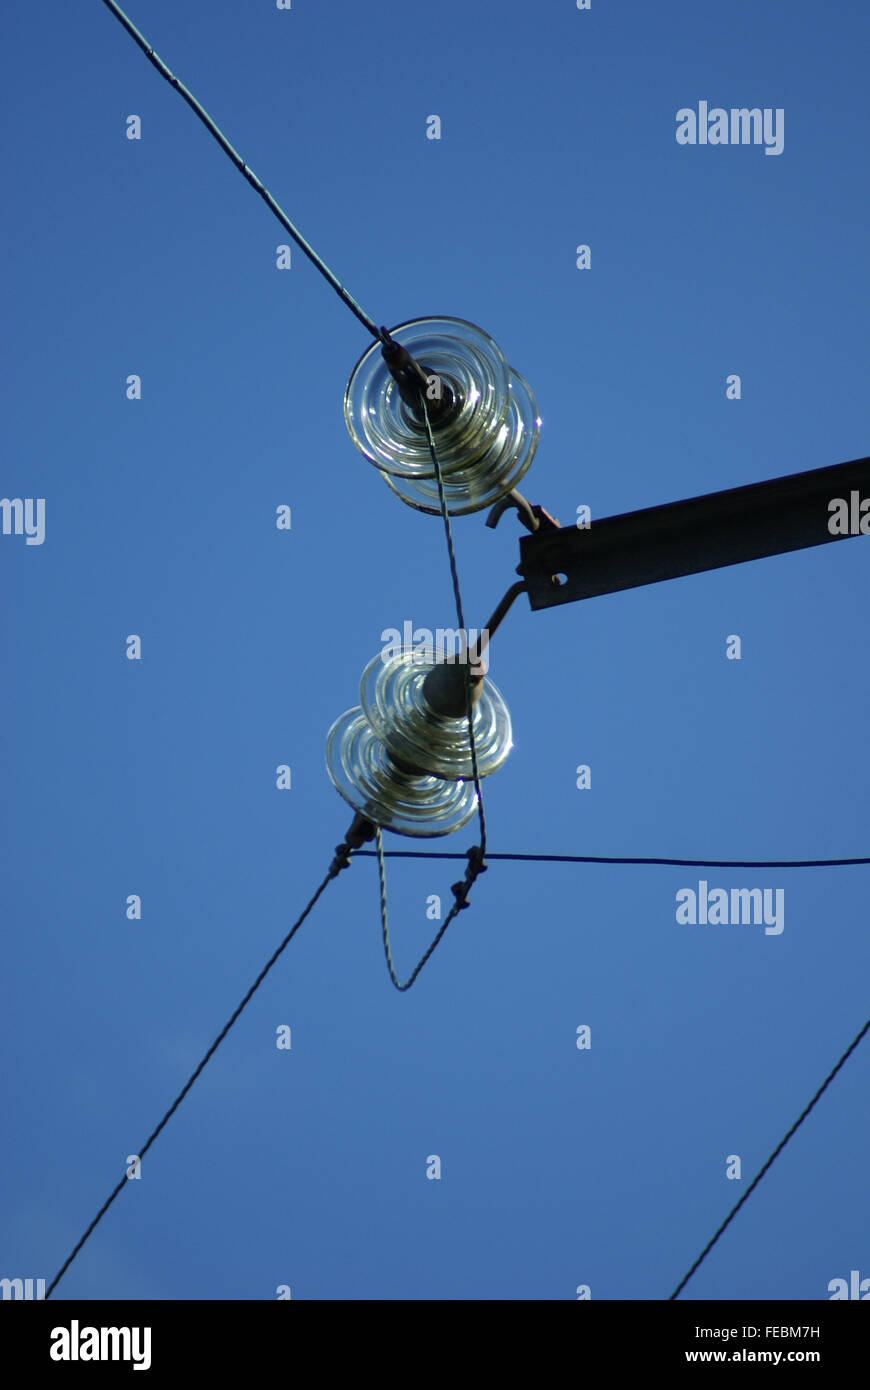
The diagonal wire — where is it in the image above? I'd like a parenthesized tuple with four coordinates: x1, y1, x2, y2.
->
(45, 865, 336, 1298)
(99, 0, 387, 344)
(374, 389, 488, 990)
(669, 1013, 870, 1299)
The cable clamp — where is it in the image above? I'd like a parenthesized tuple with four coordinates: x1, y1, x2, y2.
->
(450, 881, 472, 908)
(328, 813, 376, 877)
(328, 844, 353, 878)
(451, 845, 487, 907)
(466, 844, 488, 876)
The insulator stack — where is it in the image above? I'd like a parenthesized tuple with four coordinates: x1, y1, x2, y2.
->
(326, 645, 512, 836)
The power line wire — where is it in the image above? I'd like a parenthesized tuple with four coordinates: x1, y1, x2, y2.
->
(377, 831, 485, 991)
(375, 390, 488, 990)
(670, 1013, 870, 1299)
(356, 851, 870, 868)
(45, 865, 337, 1298)
(368, 837, 868, 985)
(99, 0, 386, 343)
(419, 391, 487, 859)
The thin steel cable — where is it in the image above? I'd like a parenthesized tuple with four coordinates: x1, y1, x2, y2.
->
(99, 0, 387, 344)
(45, 866, 336, 1298)
(374, 389, 488, 990)
(356, 851, 870, 867)
(419, 391, 487, 856)
(670, 1013, 870, 1300)
(376, 827, 481, 991)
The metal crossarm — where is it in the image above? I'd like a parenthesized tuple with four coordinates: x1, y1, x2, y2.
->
(518, 455, 870, 610)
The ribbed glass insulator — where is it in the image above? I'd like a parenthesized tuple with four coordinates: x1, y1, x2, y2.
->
(344, 317, 540, 515)
(359, 646, 512, 781)
(325, 708, 478, 838)
(345, 317, 509, 480)
(381, 368, 540, 516)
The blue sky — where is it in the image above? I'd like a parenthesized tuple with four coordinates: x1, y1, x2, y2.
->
(2, 0, 868, 1301)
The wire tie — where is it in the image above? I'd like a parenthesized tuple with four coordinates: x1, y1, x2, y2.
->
(328, 843, 353, 878)
(466, 845, 487, 876)
(450, 880, 472, 908)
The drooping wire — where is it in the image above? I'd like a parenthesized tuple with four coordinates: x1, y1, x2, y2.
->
(375, 389, 488, 990)
(670, 1012, 870, 1300)
(357, 851, 870, 868)
(99, 0, 387, 345)
(45, 865, 338, 1298)
(376, 827, 484, 992)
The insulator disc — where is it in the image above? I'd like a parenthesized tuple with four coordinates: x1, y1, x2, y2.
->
(381, 368, 539, 516)
(325, 646, 513, 837)
(360, 646, 512, 781)
(344, 317, 540, 515)
(325, 708, 478, 838)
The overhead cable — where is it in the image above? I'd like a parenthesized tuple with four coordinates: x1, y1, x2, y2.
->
(45, 864, 338, 1297)
(100, 0, 386, 342)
